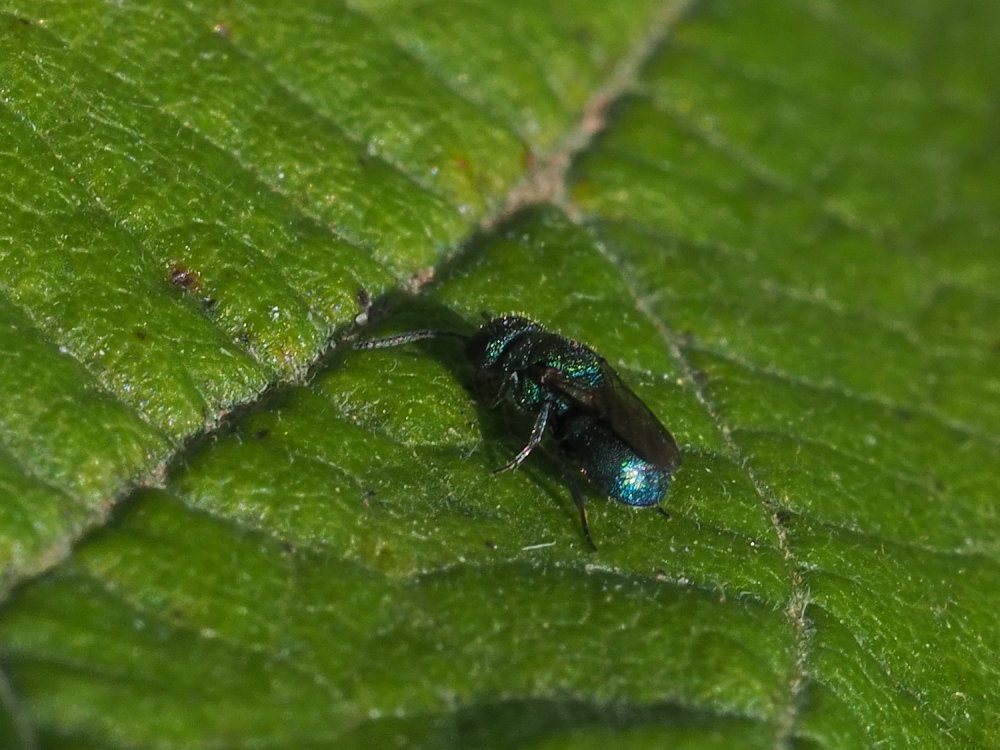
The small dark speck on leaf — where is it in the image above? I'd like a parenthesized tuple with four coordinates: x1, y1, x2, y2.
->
(521, 144, 538, 170)
(169, 263, 201, 294)
(484, 539, 497, 550)
(134, 328, 148, 340)
(355, 288, 372, 313)
(409, 267, 435, 287)
(355, 288, 373, 325)
(252, 429, 270, 440)
(895, 407, 913, 421)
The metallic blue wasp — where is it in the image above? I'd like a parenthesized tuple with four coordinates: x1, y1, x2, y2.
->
(355, 314, 681, 548)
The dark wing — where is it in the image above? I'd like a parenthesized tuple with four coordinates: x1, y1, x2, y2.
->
(540, 360, 681, 472)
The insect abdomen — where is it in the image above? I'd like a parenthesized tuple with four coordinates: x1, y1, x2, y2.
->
(557, 413, 671, 507)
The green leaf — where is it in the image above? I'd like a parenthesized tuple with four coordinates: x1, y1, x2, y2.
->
(1, 1, 998, 749)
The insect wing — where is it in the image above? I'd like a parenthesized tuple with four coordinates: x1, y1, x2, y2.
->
(543, 361, 681, 472)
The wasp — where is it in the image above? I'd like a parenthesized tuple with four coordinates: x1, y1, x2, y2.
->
(354, 314, 681, 548)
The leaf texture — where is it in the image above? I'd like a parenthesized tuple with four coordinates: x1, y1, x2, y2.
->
(0, 1, 997, 748)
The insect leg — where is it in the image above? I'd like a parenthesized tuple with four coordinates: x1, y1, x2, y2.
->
(489, 371, 518, 408)
(492, 399, 552, 474)
(563, 469, 597, 551)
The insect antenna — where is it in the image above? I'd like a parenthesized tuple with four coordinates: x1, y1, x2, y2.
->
(353, 330, 468, 350)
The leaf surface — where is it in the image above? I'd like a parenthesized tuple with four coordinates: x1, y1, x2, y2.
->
(0, 1, 997, 748)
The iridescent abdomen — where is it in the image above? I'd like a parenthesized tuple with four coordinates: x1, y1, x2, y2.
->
(557, 412, 671, 507)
